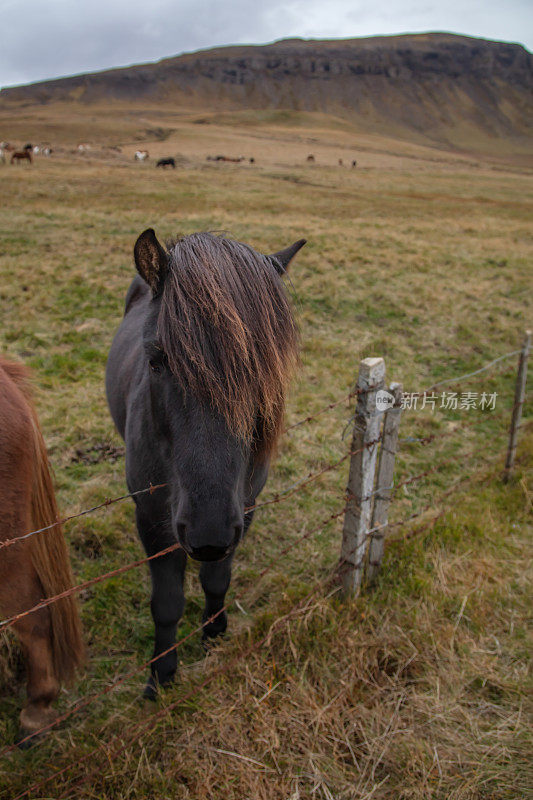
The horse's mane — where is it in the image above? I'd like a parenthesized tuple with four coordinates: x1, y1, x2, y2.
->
(158, 233, 299, 456)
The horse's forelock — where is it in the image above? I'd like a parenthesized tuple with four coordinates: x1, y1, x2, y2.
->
(157, 233, 298, 455)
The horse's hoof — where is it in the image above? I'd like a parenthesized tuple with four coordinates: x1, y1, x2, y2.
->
(18, 706, 57, 748)
(202, 631, 226, 653)
(143, 673, 175, 700)
(17, 730, 43, 750)
(143, 675, 159, 701)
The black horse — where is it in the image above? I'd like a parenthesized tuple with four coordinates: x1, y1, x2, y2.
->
(156, 158, 175, 168)
(106, 229, 305, 697)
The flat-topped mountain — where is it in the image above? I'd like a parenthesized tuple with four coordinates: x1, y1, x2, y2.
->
(2, 33, 531, 150)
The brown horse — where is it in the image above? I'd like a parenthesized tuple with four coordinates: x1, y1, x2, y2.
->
(0, 358, 84, 743)
(11, 150, 32, 165)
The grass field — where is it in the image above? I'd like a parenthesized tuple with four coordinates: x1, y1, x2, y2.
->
(0, 108, 531, 799)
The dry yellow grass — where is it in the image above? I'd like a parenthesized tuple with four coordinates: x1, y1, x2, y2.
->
(0, 104, 531, 798)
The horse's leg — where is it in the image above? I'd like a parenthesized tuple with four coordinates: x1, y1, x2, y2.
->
(137, 509, 187, 699)
(0, 547, 59, 744)
(199, 554, 235, 643)
(199, 508, 255, 643)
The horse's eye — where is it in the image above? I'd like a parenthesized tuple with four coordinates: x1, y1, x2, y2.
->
(149, 359, 161, 374)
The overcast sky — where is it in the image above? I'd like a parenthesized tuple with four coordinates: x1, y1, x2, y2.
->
(0, 0, 531, 88)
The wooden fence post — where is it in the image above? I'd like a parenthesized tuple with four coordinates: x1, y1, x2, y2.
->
(366, 382, 403, 584)
(339, 357, 385, 595)
(503, 330, 531, 482)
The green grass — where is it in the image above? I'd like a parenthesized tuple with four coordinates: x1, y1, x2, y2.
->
(0, 133, 531, 799)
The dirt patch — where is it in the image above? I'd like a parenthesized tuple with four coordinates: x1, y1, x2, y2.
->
(71, 441, 125, 465)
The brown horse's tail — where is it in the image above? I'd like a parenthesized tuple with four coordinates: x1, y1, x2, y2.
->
(21, 384, 85, 683)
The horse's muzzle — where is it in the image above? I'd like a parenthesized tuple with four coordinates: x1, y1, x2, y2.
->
(178, 521, 243, 562)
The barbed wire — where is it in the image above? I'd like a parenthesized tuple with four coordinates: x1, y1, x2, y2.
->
(248, 437, 381, 512)
(4, 439, 511, 790)
(284, 391, 355, 432)
(15, 438, 507, 797)
(0, 543, 180, 632)
(397, 402, 512, 447)
(364, 449, 505, 547)
(0, 433, 377, 562)
(0, 437, 378, 634)
(12, 559, 342, 799)
(0, 482, 168, 552)
(285, 345, 521, 438)
(2, 502, 348, 754)
(1, 347, 520, 553)
(424, 348, 521, 392)
(1, 341, 523, 790)
(338, 448, 505, 578)
(2, 437, 505, 750)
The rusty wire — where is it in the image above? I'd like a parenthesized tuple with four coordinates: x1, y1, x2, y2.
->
(2, 441, 501, 753)
(12, 559, 342, 799)
(248, 437, 381, 512)
(14, 438, 504, 797)
(5, 439, 508, 792)
(0, 436, 375, 633)
(0, 347, 521, 789)
(284, 390, 356, 432)
(0, 543, 181, 632)
(0, 482, 167, 553)
(2, 503, 348, 755)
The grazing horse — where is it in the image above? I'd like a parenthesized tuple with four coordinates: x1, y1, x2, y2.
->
(11, 150, 32, 165)
(135, 150, 149, 162)
(156, 157, 175, 168)
(0, 359, 84, 743)
(306, 154, 315, 163)
(106, 229, 305, 697)
(207, 155, 244, 163)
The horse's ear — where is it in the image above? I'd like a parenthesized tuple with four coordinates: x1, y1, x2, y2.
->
(269, 239, 306, 274)
(134, 229, 168, 293)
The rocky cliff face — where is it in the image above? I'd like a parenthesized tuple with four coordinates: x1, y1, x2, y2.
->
(2, 34, 531, 146)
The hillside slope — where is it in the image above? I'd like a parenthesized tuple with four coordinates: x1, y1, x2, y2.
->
(1, 33, 532, 152)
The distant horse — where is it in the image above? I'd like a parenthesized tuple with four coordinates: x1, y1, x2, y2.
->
(338, 158, 343, 166)
(207, 155, 244, 163)
(135, 150, 149, 162)
(306, 154, 315, 163)
(156, 157, 175, 168)
(0, 359, 84, 743)
(106, 229, 305, 697)
(352, 160, 357, 168)
(11, 150, 32, 164)
(23, 143, 33, 151)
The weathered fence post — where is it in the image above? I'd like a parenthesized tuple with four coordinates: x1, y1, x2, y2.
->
(339, 357, 385, 594)
(366, 382, 403, 584)
(503, 330, 531, 482)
